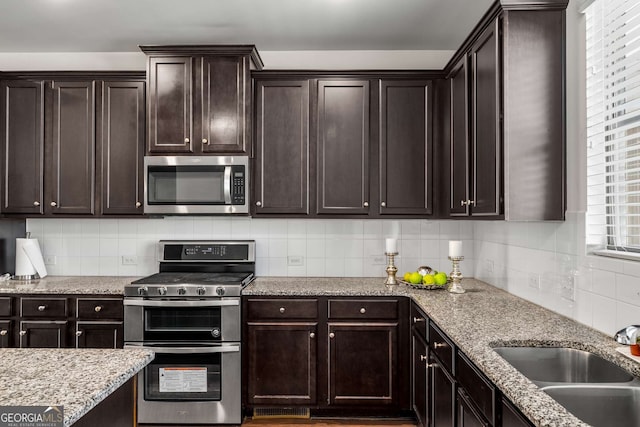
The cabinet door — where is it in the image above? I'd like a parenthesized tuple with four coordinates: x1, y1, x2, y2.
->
(76, 321, 123, 349)
(317, 80, 370, 214)
(19, 321, 68, 348)
(147, 56, 193, 153)
(0, 320, 12, 348)
(247, 322, 317, 405)
(328, 322, 397, 406)
(254, 80, 309, 214)
(449, 59, 471, 216)
(501, 397, 533, 427)
(457, 389, 490, 427)
(1, 80, 45, 214)
(432, 353, 456, 427)
(470, 20, 502, 217)
(413, 334, 429, 427)
(199, 56, 249, 154)
(98, 81, 145, 215)
(379, 80, 433, 215)
(47, 80, 95, 215)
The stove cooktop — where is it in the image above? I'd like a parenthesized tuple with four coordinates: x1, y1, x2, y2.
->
(126, 272, 254, 298)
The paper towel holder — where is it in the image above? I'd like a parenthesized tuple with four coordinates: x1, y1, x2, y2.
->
(12, 232, 46, 281)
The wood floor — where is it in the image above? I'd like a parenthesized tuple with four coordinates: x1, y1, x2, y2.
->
(243, 419, 417, 426)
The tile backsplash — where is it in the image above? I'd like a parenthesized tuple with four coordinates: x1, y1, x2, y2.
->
(25, 218, 474, 278)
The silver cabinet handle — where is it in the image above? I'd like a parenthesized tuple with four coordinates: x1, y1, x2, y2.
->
(19, 331, 27, 336)
(184, 137, 190, 143)
(202, 138, 209, 144)
(256, 201, 262, 207)
(360, 307, 366, 314)
(462, 200, 475, 206)
(461, 200, 467, 206)
(428, 362, 439, 368)
(279, 307, 285, 314)
(33, 201, 40, 206)
(0, 330, 7, 336)
(363, 201, 369, 207)
(94, 306, 103, 313)
(75, 330, 83, 337)
(413, 317, 425, 323)
(38, 305, 46, 311)
(434, 342, 446, 348)
(329, 332, 335, 339)
(381, 201, 386, 207)
(309, 332, 315, 338)
(50, 201, 57, 207)
(135, 202, 141, 208)
(420, 354, 427, 362)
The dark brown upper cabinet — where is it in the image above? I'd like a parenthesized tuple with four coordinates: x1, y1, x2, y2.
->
(317, 80, 370, 215)
(1, 80, 45, 215)
(379, 80, 433, 215)
(444, 2, 566, 220)
(141, 45, 263, 156)
(253, 79, 310, 215)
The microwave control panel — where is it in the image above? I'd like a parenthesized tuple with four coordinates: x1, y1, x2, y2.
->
(232, 166, 245, 205)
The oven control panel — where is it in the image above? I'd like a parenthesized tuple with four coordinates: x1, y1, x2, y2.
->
(160, 240, 255, 262)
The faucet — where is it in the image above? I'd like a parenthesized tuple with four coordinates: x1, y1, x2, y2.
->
(614, 325, 640, 345)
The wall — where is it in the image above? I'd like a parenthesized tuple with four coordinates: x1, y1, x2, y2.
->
(26, 218, 474, 279)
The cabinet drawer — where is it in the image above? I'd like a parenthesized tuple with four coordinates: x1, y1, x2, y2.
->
(411, 303, 427, 340)
(20, 298, 67, 318)
(328, 299, 398, 320)
(77, 298, 123, 320)
(456, 351, 495, 424)
(429, 323, 454, 374)
(0, 297, 12, 317)
(246, 298, 318, 320)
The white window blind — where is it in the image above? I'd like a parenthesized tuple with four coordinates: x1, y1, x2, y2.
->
(586, 0, 640, 253)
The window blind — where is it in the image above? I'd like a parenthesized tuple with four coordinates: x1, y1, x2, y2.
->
(586, 0, 640, 253)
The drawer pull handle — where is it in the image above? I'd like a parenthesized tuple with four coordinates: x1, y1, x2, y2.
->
(413, 317, 425, 323)
(363, 201, 369, 207)
(19, 331, 27, 336)
(309, 332, 315, 338)
(0, 330, 7, 336)
(434, 342, 446, 348)
(94, 306, 103, 313)
(75, 330, 83, 337)
(33, 201, 40, 207)
(427, 362, 438, 369)
(256, 201, 262, 207)
(329, 332, 335, 339)
(360, 307, 366, 314)
(420, 354, 427, 362)
(202, 138, 209, 144)
(184, 137, 190, 143)
(279, 307, 285, 314)
(37, 305, 46, 312)
(50, 201, 57, 207)
(135, 202, 142, 208)
(381, 201, 386, 207)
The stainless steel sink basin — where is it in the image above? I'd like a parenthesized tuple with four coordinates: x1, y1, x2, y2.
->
(493, 347, 634, 384)
(543, 386, 640, 427)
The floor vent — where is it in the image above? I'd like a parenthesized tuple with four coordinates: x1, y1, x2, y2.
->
(253, 407, 311, 419)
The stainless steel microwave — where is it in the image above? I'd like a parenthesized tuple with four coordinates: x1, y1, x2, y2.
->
(144, 156, 249, 215)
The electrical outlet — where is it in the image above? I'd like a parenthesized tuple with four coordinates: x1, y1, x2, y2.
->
(44, 255, 57, 265)
(528, 273, 540, 290)
(122, 256, 138, 265)
(287, 256, 304, 266)
(561, 275, 576, 301)
(484, 260, 494, 274)
(372, 256, 386, 265)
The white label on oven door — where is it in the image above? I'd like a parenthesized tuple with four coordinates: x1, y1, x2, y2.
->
(159, 367, 207, 393)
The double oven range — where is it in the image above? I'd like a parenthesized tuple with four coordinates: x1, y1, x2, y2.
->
(124, 240, 255, 425)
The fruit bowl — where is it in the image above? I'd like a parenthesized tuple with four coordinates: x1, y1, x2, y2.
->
(397, 278, 447, 290)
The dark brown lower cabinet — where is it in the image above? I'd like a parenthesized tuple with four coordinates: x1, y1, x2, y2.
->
(246, 322, 317, 405)
(432, 352, 456, 427)
(412, 334, 428, 427)
(500, 398, 534, 427)
(328, 322, 397, 406)
(73, 376, 135, 427)
(19, 320, 68, 348)
(76, 321, 123, 348)
(458, 389, 490, 427)
(0, 320, 12, 348)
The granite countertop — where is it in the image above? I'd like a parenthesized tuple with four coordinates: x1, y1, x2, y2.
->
(245, 277, 640, 427)
(0, 276, 140, 295)
(0, 348, 154, 427)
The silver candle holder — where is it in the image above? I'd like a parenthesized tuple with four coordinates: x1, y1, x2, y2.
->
(448, 256, 466, 294)
(384, 252, 399, 286)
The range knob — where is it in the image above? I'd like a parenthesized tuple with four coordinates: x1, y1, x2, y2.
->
(177, 287, 187, 296)
(158, 286, 168, 296)
(137, 286, 148, 296)
(216, 287, 226, 296)
(197, 286, 206, 296)
(211, 328, 221, 338)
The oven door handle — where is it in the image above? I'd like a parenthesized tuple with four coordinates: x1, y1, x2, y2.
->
(124, 343, 240, 354)
(123, 299, 239, 307)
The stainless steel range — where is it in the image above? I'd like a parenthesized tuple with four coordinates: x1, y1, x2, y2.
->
(124, 240, 255, 426)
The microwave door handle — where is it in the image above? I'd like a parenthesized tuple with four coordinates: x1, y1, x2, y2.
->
(125, 344, 240, 354)
(223, 166, 232, 204)
(123, 299, 240, 307)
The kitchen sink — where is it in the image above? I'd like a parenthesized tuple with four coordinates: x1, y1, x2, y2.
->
(493, 346, 634, 385)
(543, 385, 640, 427)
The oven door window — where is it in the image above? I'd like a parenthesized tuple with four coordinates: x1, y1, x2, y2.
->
(145, 353, 221, 401)
(147, 165, 226, 205)
(144, 307, 222, 341)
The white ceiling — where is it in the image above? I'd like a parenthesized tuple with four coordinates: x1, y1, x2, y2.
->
(0, 0, 494, 53)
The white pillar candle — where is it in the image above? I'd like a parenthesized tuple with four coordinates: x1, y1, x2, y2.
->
(385, 238, 397, 253)
(449, 240, 462, 257)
